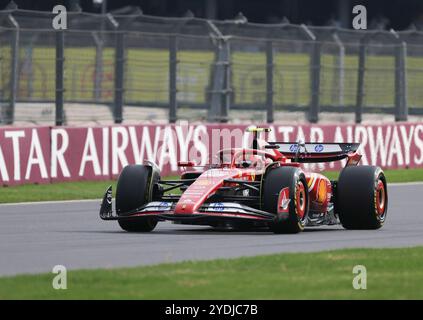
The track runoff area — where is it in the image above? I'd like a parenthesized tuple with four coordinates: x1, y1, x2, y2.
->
(0, 182, 422, 276)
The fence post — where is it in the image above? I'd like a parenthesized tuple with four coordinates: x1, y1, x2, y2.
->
(333, 32, 345, 107)
(4, 14, 19, 125)
(394, 41, 408, 121)
(207, 20, 229, 123)
(266, 40, 274, 123)
(299, 24, 319, 123)
(355, 39, 366, 124)
(93, 32, 103, 102)
(208, 45, 220, 122)
(169, 35, 177, 123)
(208, 39, 230, 122)
(309, 41, 321, 123)
(221, 39, 230, 123)
(55, 30, 65, 126)
(114, 32, 125, 124)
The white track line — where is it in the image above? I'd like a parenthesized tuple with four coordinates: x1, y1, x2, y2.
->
(0, 198, 101, 206)
(388, 181, 423, 186)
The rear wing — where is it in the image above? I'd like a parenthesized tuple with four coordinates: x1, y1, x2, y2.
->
(266, 142, 361, 163)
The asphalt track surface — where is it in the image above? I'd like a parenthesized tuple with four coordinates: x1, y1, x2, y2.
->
(0, 183, 422, 276)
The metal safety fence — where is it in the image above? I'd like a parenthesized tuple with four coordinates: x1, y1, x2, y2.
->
(0, 9, 423, 125)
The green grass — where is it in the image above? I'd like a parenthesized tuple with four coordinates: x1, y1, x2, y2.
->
(323, 167, 423, 182)
(0, 247, 422, 299)
(0, 167, 422, 204)
(0, 180, 117, 204)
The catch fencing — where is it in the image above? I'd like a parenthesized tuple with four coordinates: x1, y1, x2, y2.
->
(1, 9, 423, 125)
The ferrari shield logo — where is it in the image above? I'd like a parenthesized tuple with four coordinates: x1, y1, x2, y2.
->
(277, 187, 291, 213)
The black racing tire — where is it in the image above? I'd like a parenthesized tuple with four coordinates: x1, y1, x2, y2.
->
(116, 165, 159, 232)
(336, 166, 387, 230)
(262, 166, 309, 234)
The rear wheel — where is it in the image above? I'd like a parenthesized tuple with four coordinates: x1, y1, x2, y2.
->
(116, 165, 159, 232)
(262, 167, 309, 234)
(336, 166, 387, 230)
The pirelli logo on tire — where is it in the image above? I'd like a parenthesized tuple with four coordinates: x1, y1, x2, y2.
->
(277, 187, 291, 214)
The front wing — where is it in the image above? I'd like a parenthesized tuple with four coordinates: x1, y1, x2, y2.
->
(99, 186, 275, 224)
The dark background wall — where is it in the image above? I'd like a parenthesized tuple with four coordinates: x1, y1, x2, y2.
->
(1, 0, 423, 30)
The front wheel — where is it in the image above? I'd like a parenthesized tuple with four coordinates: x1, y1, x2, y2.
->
(262, 166, 309, 234)
(336, 166, 387, 230)
(116, 165, 159, 232)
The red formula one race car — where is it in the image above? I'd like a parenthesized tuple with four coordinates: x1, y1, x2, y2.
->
(100, 127, 388, 234)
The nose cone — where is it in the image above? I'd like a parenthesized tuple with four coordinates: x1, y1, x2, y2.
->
(174, 169, 240, 214)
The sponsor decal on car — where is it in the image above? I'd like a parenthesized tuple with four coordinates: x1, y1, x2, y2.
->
(314, 144, 324, 152)
(159, 202, 172, 209)
(106, 188, 112, 204)
(209, 202, 225, 211)
(196, 179, 212, 186)
(289, 144, 299, 152)
(206, 202, 246, 213)
(317, 180, 327, 203)
(307, 173, 320, 191)
(141, 202, 173, 212)
(205, 169, 232, 177)
(183, 192, 204, 196)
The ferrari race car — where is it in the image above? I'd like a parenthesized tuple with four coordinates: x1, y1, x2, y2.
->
(99, 127, 388, 234)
